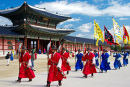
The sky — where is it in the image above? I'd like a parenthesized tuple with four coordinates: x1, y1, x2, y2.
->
(0, 0, 130, 41)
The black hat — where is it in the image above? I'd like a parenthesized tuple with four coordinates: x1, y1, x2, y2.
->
(78, 49, 81, 52)
(22, 46, 27, 50)
(87, 47, 91, 51)
(94, 50, 97, 52)
(62, 47, 66, 51)
(105, 50, 108, 52)
(103, 49, 106, 51)
(52, 46, 57, 50)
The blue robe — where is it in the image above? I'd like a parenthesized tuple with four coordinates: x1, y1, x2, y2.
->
(10, 53, 13, 61)
(94, 53, 99, 66)
(100, 53, 111, 71)
(75, 53, 83, 70)
(122, 52, 129, 66)
(113, 53, 122, 69)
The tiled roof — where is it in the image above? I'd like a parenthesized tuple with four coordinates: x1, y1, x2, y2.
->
(0, 26, 23, 36)
(64, 36, 108, 45)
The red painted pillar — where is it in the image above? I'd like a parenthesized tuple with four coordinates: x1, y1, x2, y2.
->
(41, 41, 43, 54)
(59, 40, 60, 46)
(2, 37, 4, 55)
(24, 37, 27, 48)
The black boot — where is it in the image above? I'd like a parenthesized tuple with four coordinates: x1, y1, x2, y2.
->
(101, 70, 103, 73)
(58, 80, 62, 86)
(105, 70, 107, 73)
(45, 81, 50, 87)
(119, 67, 120, 69)
(16, 77, 21, 83)
(67, 71, 69, 75)
(29, 79, 32, 82)
(81, 69, 82, 71)
(83, 74, 87, 78)
(91, 73, 94, 77)
(75, 69, 77, 71)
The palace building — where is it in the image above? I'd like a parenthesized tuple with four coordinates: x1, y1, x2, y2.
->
(0, 1, 110, 56)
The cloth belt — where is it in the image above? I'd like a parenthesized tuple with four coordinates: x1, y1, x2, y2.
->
(51, 62, 58, 65)
(87, 59, 92, 61)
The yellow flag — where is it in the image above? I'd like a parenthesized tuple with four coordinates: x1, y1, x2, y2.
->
(112, 18, 122, 42)
(94, 21, 104, 46)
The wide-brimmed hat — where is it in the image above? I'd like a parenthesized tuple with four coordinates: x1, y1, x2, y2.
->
(52, 45, 57, 50)
(105, 50, 108, 52)
(94, 50, 97, 52)
(62, 47, 66, 51)
(22, 46, 27, 50)
(87, 47, 91, 51)
(103, 49, 106, 52)
(78, 49, 81, 52)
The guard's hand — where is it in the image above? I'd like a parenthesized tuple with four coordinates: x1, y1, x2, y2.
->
(92, 63, 95, 65)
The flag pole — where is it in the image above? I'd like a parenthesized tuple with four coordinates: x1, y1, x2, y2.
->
(74, 39, 76, 67)
(112, 17, 116, 51)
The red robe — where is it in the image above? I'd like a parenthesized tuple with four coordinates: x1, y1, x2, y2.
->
(19, 52, 35, 79)
(83, 52, 97, 75)
(61, 52, 71, 71)
(47, 52, 66, 82)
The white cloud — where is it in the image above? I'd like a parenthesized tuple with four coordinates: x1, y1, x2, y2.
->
(77, 22, 93, 32)
(59, 18, 81, 25)
(93, 0, 104, 2)
(34, 0, 130, 17)
(76, 34, 84, 37)
(64, 24, 73, 28)
(0, 16, 12, 25)
(119, 18, 128, 20)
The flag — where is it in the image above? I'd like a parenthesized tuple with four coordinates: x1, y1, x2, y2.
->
(112, 18, 122, 44)
(104, 26, 119, 45)
(94, 20, 104, 46)
(123, 25, 129, 44)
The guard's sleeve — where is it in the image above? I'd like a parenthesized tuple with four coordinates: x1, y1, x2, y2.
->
(28, 59, 32, 66)
(57, 58, 62, 69)
(107, 57, 110, 62)
(67, 57, 70, 62)
(92, 57, 96, 64)
(113, 53, 116, 57)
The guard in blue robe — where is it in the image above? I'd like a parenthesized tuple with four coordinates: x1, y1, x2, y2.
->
(75, 49, 83, 71)
(94, 50, 99, 67)
(10, 52, 13, 61)
(113, 51, 122, 69)
(122, 51, 129, 66)
(100, 49, 111, 73)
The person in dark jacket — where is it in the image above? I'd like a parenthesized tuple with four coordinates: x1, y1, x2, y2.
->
(6, 52, 11, 66)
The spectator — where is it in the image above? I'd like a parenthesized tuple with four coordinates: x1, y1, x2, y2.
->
(6, 52, 11, 66)
(35, 51, 37, 59)
(31, 49, 36, 71)
(10, 51, 13, 61)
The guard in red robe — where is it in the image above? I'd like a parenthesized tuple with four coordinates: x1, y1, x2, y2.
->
(45, 46, 66, 87)
(83, 48, 97, 78)
(61, 48, 71, 75)
(16, 46, 35, 82)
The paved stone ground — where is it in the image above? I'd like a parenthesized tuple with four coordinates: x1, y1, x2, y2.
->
(0, 59, 130, 87)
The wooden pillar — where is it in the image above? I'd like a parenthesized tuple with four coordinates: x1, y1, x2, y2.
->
(37, 37, 39, 52)
(2, 37, 4, 55)
(15, 38, 17, 54)
(41, 41, 43, 54)
(55, 41, 56, 46)
(59, 41, 60, 46)
(24, 37, 27, 48)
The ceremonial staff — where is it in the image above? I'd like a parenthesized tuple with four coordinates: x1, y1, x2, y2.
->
(74, 39, 76, 66)
(47, 41, 51, 74)
(83, 42, 85, 65)
(18, 43, 22, 72)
